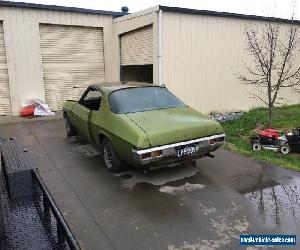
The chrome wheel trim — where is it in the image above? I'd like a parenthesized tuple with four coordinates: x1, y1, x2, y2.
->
(103, 145, 113, 169)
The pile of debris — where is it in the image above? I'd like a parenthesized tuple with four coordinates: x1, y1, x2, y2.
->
(209, 111, 244, 122)
(20, 97, 54, 117)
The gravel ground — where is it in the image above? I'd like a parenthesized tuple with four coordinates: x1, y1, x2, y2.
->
(209, 112, 244, 122)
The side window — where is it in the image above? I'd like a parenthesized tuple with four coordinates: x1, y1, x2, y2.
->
(84, 90, 102, 101)
(82, 89, 102, 111)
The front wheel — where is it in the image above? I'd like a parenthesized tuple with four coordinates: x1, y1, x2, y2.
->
(64, 117, 76, 137)
(102, 138, 124, 173)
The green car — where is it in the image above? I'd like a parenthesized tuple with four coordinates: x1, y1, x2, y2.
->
(63, 82, 225, 172)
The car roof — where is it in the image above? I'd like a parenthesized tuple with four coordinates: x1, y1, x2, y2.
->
(91, 82, 162, 94)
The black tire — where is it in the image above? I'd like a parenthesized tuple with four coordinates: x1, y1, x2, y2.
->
(64, 116, 76, 137)
(280, 144, 290, 155)
(102, 138, 124, 173)
(252, 142, 262, 151)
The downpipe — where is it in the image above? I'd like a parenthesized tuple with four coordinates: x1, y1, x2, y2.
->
(157, 9, 163, 85)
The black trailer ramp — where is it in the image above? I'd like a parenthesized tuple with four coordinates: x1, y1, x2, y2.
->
(0, 138, 80, 250)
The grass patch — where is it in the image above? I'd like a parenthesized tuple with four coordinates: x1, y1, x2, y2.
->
(222, 104, 300, 172)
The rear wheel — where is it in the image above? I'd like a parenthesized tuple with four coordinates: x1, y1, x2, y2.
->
(280, 144, 290, 155)
(102, 138, 124, 173)
(64, 116, 76, 137)
(252, 142, 262, 151)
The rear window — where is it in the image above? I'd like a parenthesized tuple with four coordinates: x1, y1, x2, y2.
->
(109, 87, 186, 114)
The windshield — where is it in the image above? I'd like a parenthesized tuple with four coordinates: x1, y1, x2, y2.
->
(109, 87, 186, 114)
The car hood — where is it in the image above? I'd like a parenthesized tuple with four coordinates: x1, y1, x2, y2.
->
(125, 107, 223, 147)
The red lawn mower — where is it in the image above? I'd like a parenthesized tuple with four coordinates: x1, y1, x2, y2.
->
(251, 128, 300, 155)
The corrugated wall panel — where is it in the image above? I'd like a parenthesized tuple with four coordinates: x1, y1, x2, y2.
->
(120, 25, 153, 65)
(162, 12, 300, 113)
(0, 22, 11, 116)
(40, 24, 105, 110)
(0, 6, 112, 115)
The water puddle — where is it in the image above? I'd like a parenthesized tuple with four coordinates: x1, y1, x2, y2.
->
(71, 144, 101, 157)
(241, 174, 300, 230)
(119, 164, 201, 189)
(120, 173, 133, 180)
(69, 135, 89, 145)
(159, 182, 206, 195)
(168, 201, 250, 250)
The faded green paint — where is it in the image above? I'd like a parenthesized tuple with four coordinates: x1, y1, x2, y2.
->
(63, 83, 224, 167)
(126, 107, 223, 147)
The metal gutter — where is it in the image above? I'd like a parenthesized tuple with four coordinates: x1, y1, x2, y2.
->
(159, 5, 300, 25)
(157, 9, 163, 85)
(0, 0, 124, 17)
(114, 6, 159, 23)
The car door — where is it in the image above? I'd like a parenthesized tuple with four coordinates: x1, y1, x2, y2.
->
(72, 87, 102, 142)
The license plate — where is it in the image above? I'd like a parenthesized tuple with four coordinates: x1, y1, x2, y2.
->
(176, 145, 197, 157)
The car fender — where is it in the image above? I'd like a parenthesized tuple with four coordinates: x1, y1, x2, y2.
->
(97, 129, 136, 164)
(63, 101, 77, 120)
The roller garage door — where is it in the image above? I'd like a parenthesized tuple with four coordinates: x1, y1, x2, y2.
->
(0, 22, 11, 116)
(120, 25, 153, 66)
(40, 24, 105, 110)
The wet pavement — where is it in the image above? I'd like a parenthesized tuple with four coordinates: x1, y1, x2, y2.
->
(0, 117, 299, 250)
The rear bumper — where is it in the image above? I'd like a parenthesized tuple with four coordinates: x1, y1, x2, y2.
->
(132, 133, 225, 165)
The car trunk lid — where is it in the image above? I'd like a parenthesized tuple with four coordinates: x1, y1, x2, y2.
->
(125, 107, 223, 147)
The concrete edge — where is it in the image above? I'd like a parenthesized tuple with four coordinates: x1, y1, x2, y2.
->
(0, 111, 63, 125)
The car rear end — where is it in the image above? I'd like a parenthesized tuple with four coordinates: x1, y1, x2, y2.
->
(132, 133, 225, 169)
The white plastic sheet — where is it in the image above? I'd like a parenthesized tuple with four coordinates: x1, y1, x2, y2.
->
(22, 97, 54, 116)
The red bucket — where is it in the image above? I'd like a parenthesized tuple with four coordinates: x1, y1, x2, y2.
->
(20, 106, 35, 117)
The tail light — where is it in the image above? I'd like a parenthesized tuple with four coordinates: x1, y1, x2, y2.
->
(141, 152, 151, 159)
(151, 150, 162, 158)
(141, 150, 162, 159)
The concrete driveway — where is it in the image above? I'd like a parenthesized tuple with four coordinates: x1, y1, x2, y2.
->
(0, 116, 299, 250)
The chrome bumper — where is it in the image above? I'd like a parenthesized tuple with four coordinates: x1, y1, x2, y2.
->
(132, 133, 225, 165)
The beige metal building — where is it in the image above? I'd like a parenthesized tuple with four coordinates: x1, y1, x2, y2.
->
(0, 1, 299, 116)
